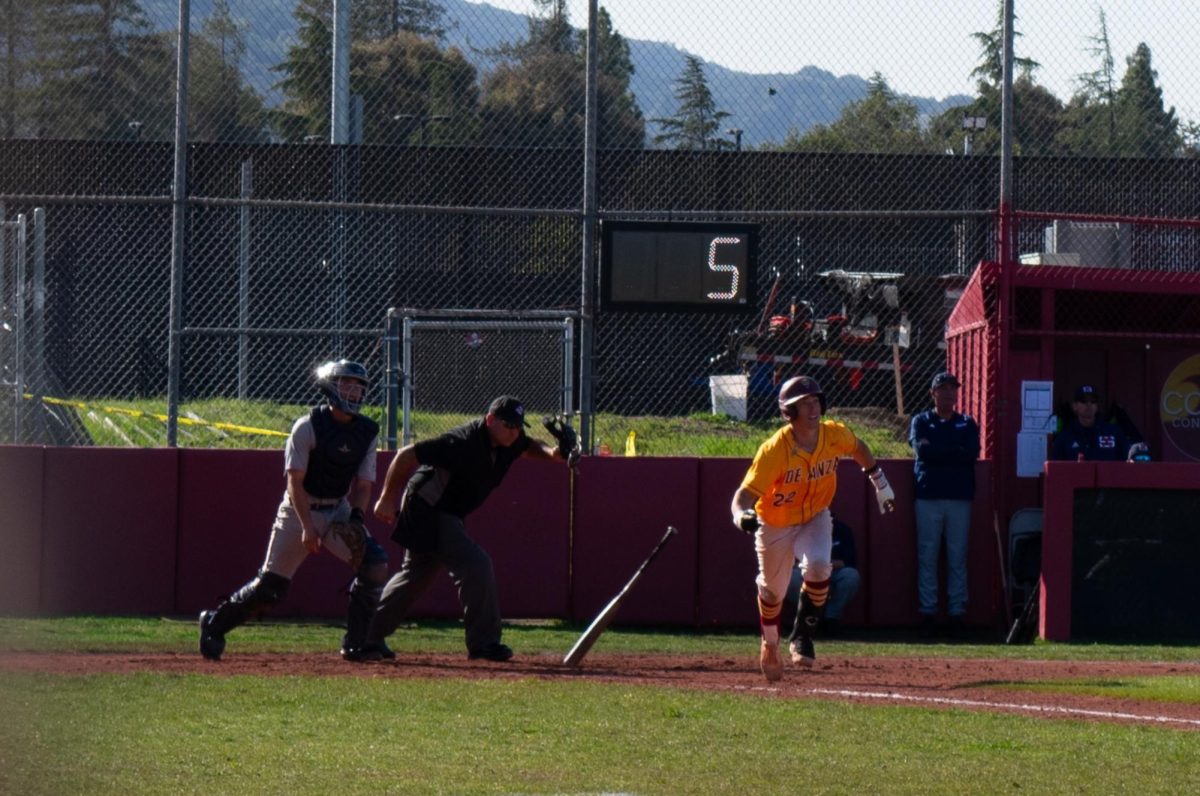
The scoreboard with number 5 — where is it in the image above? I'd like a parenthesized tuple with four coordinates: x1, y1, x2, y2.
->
(600, 221, 758, 311)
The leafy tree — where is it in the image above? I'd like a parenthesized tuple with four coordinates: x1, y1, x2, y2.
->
(527, 0, 575, 57)
(479, 2, 642, 149)
(928, 2, 1063, 156)
(780, 72, 934, 154)
(576, 6, 642, 148)
(29, 0, 174, 140)
(0, 0, 36, 137)
(189, 0, 269, 142)
(1112, 42, 1179, 158)
(394, 0, 448, 40)
(651, 55, 731, 150)
(352, 31, 477, 145)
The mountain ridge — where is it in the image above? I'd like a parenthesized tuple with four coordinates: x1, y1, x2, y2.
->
(163, 0, 971, 146)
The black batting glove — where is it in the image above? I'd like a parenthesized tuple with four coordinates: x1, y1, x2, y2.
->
(349, 507, 366, 527)
(737, 509, 760, 534)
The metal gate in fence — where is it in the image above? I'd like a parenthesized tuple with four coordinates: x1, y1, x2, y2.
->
(0, 207, 47, 445)
(385, 308, 576, 447)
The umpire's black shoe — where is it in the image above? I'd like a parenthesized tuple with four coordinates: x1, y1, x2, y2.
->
(468, 642, 514, 662)
(341, 640, 394, 663)
(199, 610, 225, 661)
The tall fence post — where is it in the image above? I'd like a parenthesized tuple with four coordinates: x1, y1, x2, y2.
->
(384, 309, 401, 450)
(238, 159, 253, 399)
(30, 208, 46, 442)
(578, 0, 600, 452)
(166, 0, 191, 447)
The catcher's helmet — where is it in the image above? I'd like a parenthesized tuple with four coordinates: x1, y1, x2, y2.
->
(315, 359, 369, 415)
(778, 375, 827, 416)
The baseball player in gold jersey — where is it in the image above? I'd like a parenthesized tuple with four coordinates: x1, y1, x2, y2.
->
(731, 376, 896, 682)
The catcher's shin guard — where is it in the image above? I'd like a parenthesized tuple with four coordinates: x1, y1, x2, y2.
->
(342, 541, 389, 660)
(342, 576, 384, 655)
(199, 571, 291, 659)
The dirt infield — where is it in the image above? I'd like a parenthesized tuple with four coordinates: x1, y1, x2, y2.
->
(4, 649, 1200, 729)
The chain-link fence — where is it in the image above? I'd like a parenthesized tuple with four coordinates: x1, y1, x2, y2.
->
(2, 1, 1199, 454)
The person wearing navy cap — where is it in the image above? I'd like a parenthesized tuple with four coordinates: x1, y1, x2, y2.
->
(362, 395, 578, 662)
(909, 371, 980, 638)
(1050, 385, 1135, 462)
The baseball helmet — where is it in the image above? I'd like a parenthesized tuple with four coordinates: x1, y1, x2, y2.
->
(315, 359, 369, 415)
(778, 375, 827, 415)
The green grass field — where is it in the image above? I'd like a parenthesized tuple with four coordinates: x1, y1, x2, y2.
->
(57, 395, 914, 458)
(2, 617, 1199, 795)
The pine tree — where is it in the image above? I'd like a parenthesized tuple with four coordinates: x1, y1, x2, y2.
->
(652, 55, 731, 151)
(189, 0, 269, 142)
(1113, 43, 1179, 158)
(273, 0, 333, 140)
(29, 0, 173, 140)
(970, 0, 1039, 88)
(0, 0, 35, 136)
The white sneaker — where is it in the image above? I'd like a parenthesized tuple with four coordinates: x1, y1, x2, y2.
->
(789, 636, 815, 668)
(759, 638, 783, 682)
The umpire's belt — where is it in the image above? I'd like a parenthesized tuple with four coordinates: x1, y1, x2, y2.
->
(309, 501, 341, 511)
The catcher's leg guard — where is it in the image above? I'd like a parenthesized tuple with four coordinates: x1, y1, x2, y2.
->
(199, 571, 291, 660)
(342, 537, 391, 661)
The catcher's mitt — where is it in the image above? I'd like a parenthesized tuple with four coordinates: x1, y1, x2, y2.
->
(542, 414, 581, 467)
(328, 508, 368, 570)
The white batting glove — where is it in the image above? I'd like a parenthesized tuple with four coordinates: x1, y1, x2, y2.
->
(866, 466, 896, 514)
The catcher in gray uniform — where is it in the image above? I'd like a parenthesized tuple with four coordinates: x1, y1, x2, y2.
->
(198, 359, 392, 662)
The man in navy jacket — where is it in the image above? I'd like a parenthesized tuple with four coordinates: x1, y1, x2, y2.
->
(909, 371, 980, 637)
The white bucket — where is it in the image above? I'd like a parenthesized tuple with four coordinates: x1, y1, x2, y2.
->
(709, 374, 748, 421)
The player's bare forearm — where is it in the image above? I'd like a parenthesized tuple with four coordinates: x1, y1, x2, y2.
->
(375, 446, 418, 520)
(731, 487, 758, 514)
(522, 440, 559, 461)
(851, 439, 877, 471)
(287, 469, 320, 553)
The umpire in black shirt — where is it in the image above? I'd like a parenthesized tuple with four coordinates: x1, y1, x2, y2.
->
(361, 396, 577, 662)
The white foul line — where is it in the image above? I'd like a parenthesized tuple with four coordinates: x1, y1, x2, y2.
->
(807, 688, 1200, 728)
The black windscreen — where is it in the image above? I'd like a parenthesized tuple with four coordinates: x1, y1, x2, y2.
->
(1072, 489, 1200, 641)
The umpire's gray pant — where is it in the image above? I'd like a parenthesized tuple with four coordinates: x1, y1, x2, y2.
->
(367, 511, 502, 654)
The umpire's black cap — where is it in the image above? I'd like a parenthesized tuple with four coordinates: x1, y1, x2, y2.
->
(488, 395, 530, 428)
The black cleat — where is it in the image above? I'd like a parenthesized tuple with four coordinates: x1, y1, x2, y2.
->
(341, 640, 394, 663)
(468, 642, 514, 662)
(199, 610, 225, 661)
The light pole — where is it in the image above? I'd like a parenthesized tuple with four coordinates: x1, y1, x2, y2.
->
(727, 127, 743, 151)
(961, 115, 986, 155)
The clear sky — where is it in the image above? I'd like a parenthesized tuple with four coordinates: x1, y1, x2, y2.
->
(471, 0, 1200, 122)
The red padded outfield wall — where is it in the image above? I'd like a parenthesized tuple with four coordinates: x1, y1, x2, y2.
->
(0, 446, 999, 630)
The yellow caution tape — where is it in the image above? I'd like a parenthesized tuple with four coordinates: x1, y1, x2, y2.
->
(28, 394, 289, 438)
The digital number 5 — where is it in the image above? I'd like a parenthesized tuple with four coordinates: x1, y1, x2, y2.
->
(705, 236, 741, 300)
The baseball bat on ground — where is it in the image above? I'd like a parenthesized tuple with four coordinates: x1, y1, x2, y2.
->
(563, 525, 679, 667)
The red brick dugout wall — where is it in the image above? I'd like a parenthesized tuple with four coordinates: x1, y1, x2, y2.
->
(0, 446, 1001, 630)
